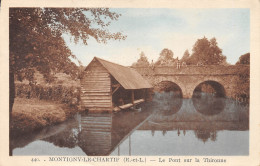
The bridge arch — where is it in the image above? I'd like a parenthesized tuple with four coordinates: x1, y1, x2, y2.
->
(192, 80, 226, 115)
(151, 76, 187, 97)
(192, 80, 226, 98)
(152, 80, 183, 115)
(154, 81, 183, 97)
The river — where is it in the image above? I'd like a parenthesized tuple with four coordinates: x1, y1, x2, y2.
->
(11, 92, 249, 156)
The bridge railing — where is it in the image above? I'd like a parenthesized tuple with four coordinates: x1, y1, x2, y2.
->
(131, 64, 249, 76)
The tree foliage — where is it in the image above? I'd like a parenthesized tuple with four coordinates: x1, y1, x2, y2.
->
(10, 8, 126, 82)
(236, 53, 250, 65)
(181, 49, 190, 62)
(234, 53, 250, 100)
(132, 51, 150, 67)
(9, 8, 126, 117)
(234, 66, 250, 101)
(155, 48, 175, 66)
(186, 37, 226, 65)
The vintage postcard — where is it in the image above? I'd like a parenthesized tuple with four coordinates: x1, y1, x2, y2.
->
(0, 0, 260, 166)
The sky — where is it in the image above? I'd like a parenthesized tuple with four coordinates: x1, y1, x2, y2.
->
(64, 8, 250, 66)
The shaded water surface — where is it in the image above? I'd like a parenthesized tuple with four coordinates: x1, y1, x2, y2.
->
(11, 92, 249, 156)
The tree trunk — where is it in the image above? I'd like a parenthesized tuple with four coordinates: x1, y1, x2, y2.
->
(9, 71, 15, 119)
(9, 71, 15, 156)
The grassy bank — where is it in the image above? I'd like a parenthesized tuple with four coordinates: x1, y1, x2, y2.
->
(10, 97, 79, 135)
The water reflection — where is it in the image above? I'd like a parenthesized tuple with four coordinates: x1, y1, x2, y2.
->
(42, 118, 79, 148)
(11, 109, 152, 156)
(192, 81, 226, 115)
(11, 92, 249, 156)
(194, 129, 217, 143)
(77, 110, 152, 156)
(10, 121, 69, 152)
(192, 92, 226, 115)
(152, 91, 183, 115)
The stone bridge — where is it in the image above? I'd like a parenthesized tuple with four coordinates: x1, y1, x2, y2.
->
(132, 65, 249, 98)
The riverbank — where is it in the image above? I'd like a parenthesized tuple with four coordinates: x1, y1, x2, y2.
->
(10, 97, 79, 135)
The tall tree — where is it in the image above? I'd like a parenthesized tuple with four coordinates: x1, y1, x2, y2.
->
(233, 53, 250, 101)
(155, 48, 175, 66)
(188, 37, 226, 65)
(9, 8, 126, 114)
(132, 51, 150, 67)
(181, 49, 190, 62)
(236, 53, 250, 65)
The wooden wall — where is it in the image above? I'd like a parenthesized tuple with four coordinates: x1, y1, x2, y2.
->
(80, 60, 112, 111)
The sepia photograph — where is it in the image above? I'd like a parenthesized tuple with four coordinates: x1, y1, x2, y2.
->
(1, 1, 260, 165)
(8, 8, 250, 156)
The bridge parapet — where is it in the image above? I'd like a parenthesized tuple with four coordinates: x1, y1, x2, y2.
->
(132, 65, 249, 76)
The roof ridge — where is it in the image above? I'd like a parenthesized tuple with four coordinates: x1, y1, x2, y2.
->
(86, 56, 152, 89)
(95, 57, 134, 70)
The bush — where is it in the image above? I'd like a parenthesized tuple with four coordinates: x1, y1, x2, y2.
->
(15, 83, 80, 105)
